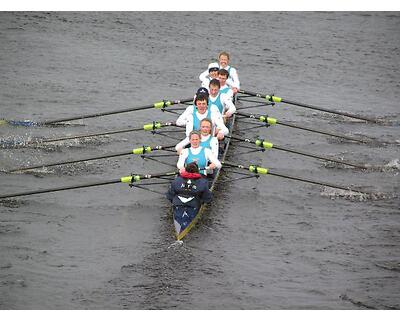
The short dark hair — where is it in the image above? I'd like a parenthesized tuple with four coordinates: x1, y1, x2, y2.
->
(218, 69, 229, 77)
(209, 78, 220, 88)
(195, 93, 208, 105)
(185, 162, 199, 173)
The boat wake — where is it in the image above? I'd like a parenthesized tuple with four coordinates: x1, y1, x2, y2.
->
(167, 240, 184, 249)
(321, 187, 395, 201)
(361, 158, 400, 173)
(323, 158, 400, 172)
(0, 136, 108, 150)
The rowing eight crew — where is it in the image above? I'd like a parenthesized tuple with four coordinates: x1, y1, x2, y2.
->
(175, 51, 239, 176)
(166, 52, 239, 213)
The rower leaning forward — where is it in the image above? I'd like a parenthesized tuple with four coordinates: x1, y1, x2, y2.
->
(176, 89, 229, 141)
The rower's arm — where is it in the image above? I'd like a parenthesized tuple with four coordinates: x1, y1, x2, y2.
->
(176, 105, 194, 127)
(184, 119, 194, 137)
(210, 137, 219, 159)
(205, 148, 222, 169)
(176, 149, 189, 170)
(221, 93, 236, 115)
(175, 137, 190, 152)
(212, 110, 229, 136)
(199, 69, 208, 83)
(229, 67, 240, 89)
(226, 78, 234, 87)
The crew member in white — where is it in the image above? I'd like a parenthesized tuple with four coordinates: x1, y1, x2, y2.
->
(177, 130, 222, 176)
(208, 78, 236, 119)
(175, 118, 219, 158)
(200, 62, 219, 89)
(176, 92, 229, 140)
(217, 69, 234, 99)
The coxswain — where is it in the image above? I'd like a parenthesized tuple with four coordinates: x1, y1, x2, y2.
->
(199, 51, 240, 93)
(176, 130, 221, 176)
(175, 118, 219, 158)
(208, 78, 236, 119)
(166, 162, 212, 232)
(176, 91, 229, 140)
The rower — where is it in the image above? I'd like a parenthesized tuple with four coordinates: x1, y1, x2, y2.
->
(176, 91, 229, 140)
(199, 51, 240, 94)
(175, 118, 219, 158)
(217, 69, 234, 98)
(200, 62, 219, 88)
(208, 78, 236, 119)
(177, 130, 221, 176)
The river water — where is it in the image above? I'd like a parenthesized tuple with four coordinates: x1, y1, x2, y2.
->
(0, 12, 399, 309)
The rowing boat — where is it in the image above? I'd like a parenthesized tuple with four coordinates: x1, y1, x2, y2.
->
(172, 98, 237, 241)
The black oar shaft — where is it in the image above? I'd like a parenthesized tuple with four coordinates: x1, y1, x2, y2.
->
(230, 135, 366, 169)
(8, 144, 177, 173)
(222, 161, 367, 194)
(0, 179, 121, 199)
(240, 89, 378, 123)
(36, 122, 180, 144)
(235, 111, 367, 144)
(267, 169, 365, 193)
(0, 171, 178, 199)
(38, 98, 192, 125)
(39, 127, 143, 143)
(281, 98, 377, 123)
(276, 119, 366, 143)
(272, 145, 367, 169)
(8, 151, 133, 173)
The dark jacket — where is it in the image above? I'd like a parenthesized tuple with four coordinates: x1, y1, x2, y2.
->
(166, 171, 212, 207)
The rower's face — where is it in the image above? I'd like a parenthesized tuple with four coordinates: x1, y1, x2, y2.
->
(219, 55, 229, 68)
(190, 134, 200, 147)
(209, 85, 219, 97)
(196, 99, 208, 114)
(218, 74, 227, 85)
(209, 70, 218, 78)
(200, 121, 211, 135)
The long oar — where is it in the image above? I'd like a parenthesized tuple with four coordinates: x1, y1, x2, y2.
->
(7, 143, 177, 173)
(228, 135, 368, 169)
(222, 161, 368, 194)
(236, 111, 368, 143)
(22, 122, 181, 145)
(239, 89, 378, 123)
(0, 171, 177, 200)
(0, 98, 192, 127)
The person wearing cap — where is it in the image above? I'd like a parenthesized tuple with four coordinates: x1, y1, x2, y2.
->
(176, 90, 229, 140)
(175, 118, 219, 158)
(199, 51, 240, 94)
(199, 62, 218, 88)
(176, 130, 222, 176)
(166, 161, 213, 228)
(208, 78, 236, 119)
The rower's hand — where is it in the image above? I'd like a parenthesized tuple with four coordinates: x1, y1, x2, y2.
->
(176, 147, 182, 155)
(225, 111, 233, 118)
(232, 87, 239, 94)
(179, 168, 186, 175)
(217, 131, 225, 140)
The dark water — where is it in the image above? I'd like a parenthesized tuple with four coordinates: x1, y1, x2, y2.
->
(0, 12, 399, 309)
